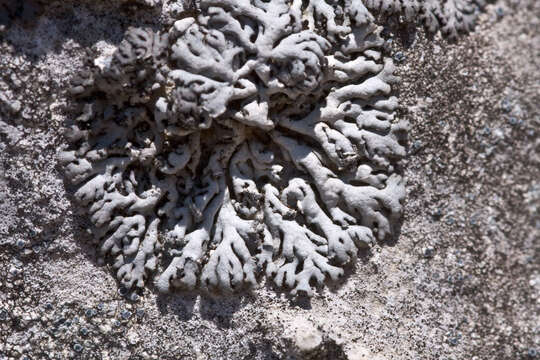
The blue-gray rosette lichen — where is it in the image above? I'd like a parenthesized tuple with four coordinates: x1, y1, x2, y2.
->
(60, 0, 408, 296)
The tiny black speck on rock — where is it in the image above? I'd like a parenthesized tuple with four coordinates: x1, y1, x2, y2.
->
(121, 310, 132, 320)
(501, 98, 512, 112)
(118, 287, 128, 296)
(423, 247, 435, 258)
(73, 343, 83, 353)
(393, 51, 406, 63)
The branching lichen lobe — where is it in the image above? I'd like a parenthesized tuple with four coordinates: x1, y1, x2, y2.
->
(61, 0, 409, 296)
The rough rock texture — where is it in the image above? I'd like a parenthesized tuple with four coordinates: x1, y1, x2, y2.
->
(0, 0, 538, 359)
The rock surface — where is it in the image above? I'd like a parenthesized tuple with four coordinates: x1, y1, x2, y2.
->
(0, 0, 538, 359)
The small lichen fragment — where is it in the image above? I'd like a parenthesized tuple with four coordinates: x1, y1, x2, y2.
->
(362, 0, 487, 40)
(420, 0, 487, 40)
(62, 0, 407, 296)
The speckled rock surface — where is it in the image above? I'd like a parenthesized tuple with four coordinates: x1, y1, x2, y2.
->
(0, 1, 538, 359)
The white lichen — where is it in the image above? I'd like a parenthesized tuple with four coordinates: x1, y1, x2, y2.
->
(61, 0, 407, 296)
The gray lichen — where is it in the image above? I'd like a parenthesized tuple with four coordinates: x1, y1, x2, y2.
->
(420, 0, 487, 39)
(365, 0, 488, 39)
(61, 0, 408, 296)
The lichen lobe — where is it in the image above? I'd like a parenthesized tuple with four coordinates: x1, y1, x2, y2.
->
(61, 0, 407, 296)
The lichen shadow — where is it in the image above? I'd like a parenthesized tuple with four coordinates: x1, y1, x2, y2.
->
(153, 287, 259, 327)
(155, 291, 198, 321)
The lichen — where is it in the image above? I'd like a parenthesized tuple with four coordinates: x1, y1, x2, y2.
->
(420, 0, 487, 39)
(61, 0, 407, 296)
(364, 0, 488, 40)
